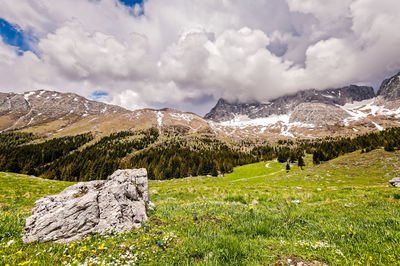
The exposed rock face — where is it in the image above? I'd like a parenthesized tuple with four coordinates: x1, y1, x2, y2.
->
(389, 177, 400, 187)
(205, 85, 375, 122)
(378, 72, 400, 99)
(0, 90, 128, 129)
(289, 103, 350, 126)
(23, 169, 151, 244)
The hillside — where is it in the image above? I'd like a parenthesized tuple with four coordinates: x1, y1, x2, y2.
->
(0, 90, 212, 138)
(1, 149, 400, 265)
(2, 126, 400, 181)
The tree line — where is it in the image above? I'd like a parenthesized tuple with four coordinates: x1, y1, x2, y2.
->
(0, 133, 93, 175)
(1, 126, 400, 181)
(125, 138, 259, 180)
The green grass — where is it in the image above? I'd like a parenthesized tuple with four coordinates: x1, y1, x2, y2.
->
(1, 149, 400, 265)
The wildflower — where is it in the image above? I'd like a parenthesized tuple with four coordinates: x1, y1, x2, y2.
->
(369, 256, 373, 261)
(17, 261, 30, 266)
(99, 243, 106, 250)
(16, 250, 23, 254)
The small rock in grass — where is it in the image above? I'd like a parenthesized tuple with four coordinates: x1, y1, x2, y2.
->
(389, 177, 400, 187)
(148, 201, 156, 211)
(250, 200, 259, 206)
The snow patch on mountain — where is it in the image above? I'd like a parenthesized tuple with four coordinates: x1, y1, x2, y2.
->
(340, 98, 400, 126)
(169, 113, 193, 123)
(156, 111, 164, 127)
(24, 91, 35, 101)
(218, 114, 314, 129)
(372, 122, 384, 131)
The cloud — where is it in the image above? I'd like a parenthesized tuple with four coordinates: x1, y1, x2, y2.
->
(39, 20, 152, 81)
(0, 0, 399, 115)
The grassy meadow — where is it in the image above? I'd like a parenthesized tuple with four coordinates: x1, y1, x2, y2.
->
(1, 149, 400, 265)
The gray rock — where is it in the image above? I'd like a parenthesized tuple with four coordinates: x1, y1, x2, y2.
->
(289, 102, 350, 126)
(22, 169, 152, 244)
(378, 71, 400, 99)
(389, 177, 400, 187)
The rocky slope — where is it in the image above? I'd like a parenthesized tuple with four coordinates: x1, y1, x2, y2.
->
(0, 90, 212, 137)
(206, 72, 400, 139)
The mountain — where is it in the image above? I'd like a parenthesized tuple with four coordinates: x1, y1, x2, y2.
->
(205, 85, 375, 122)
(2, 72, 400, 140)
(206, 72, 400, 139)
(0, 90, 212, 137)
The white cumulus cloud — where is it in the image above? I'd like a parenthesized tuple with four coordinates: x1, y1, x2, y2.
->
(0, 0, 399, 115)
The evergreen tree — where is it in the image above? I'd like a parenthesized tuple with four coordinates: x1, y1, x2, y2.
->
(384, 141, 395, 152)
(286, 162, 290, 173)
(298, 156, 305, 170)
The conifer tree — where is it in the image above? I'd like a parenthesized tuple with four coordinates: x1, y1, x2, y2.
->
(286, 162, 290, 173)
(298, 156, 305, 170)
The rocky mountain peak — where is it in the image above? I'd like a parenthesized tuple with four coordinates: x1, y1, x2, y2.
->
(377, 71, 400, 99)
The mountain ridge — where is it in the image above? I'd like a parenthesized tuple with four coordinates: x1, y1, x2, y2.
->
(0, 90, 213, 137)
(205, 72, 400, 139)
(205, 85, 376, 122)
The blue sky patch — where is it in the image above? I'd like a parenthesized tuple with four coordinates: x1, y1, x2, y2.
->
(119, 0, 144, 7)
(89, 91, 111, 101)
(0, 18, 38, 55)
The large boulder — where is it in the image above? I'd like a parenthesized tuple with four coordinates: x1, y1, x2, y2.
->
(23, 169, 152, 244)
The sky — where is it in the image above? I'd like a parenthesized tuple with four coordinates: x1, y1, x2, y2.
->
(0, 0, 400, 115)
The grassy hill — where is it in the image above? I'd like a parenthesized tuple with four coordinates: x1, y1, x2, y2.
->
(1, 149, 400, 265)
